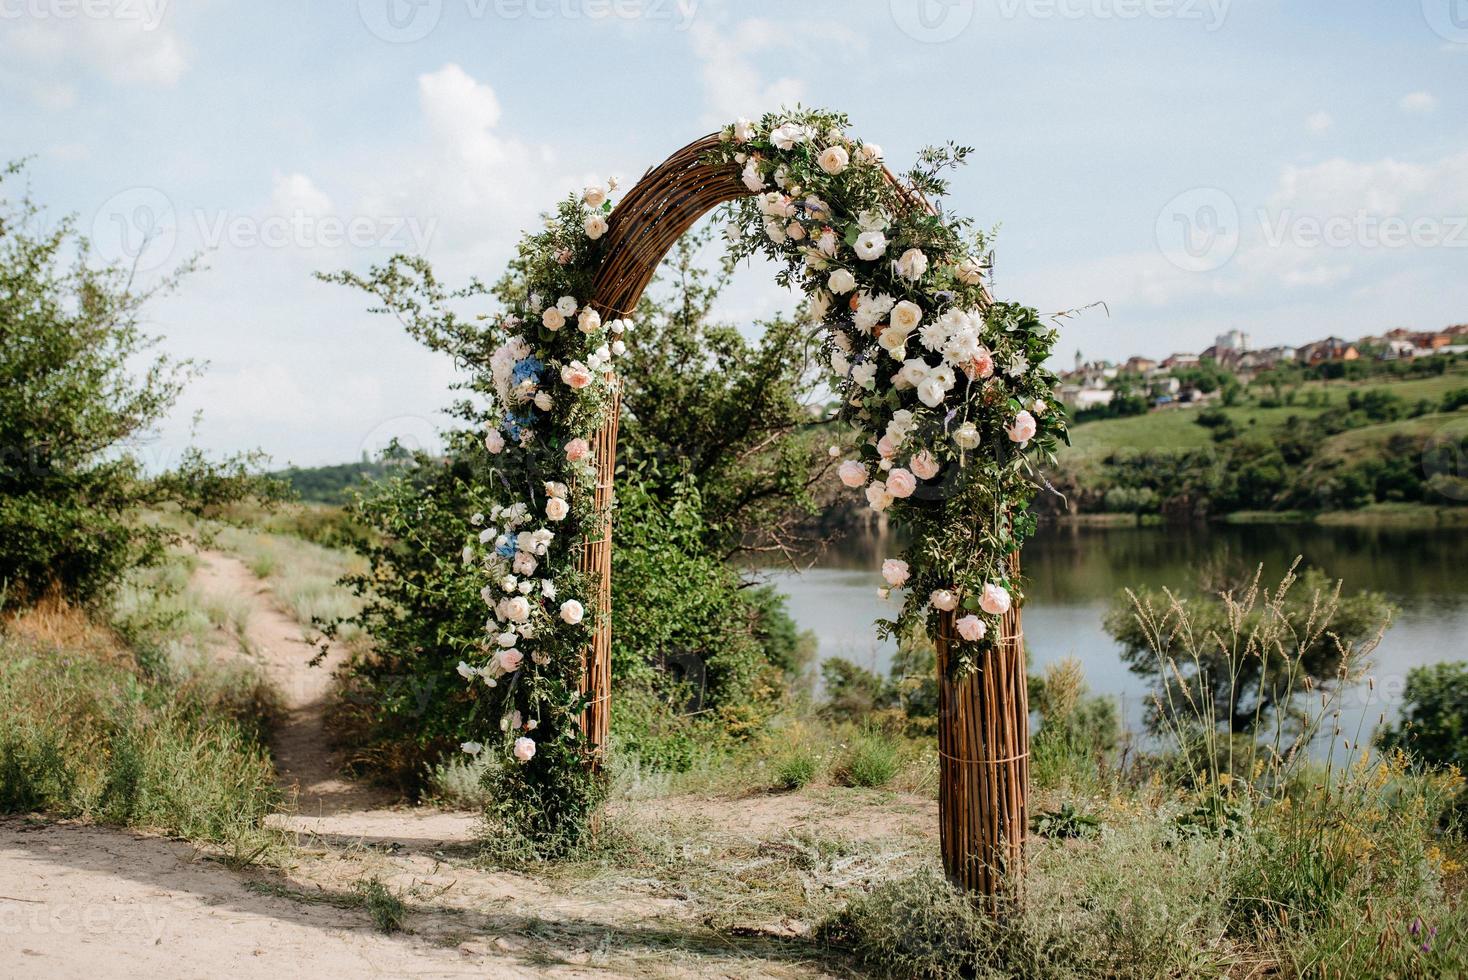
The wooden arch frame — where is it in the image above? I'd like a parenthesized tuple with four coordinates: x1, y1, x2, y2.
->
(575, 133, 1029, 901)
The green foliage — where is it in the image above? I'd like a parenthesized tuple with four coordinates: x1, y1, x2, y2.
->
(835, 730, 901, 788)
(270, 459, 395, 505)
(1032, 802, 1101, 840)
(1377, 661, 1468, 769)
(0, 162, 281, 608)
(1107, 563, 1391, 735)
(351, 877, 407, 934)
(0, 609, 279, 855)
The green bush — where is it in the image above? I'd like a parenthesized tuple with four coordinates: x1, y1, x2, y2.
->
(1377, 661, 1468, 769)
(835, 730, 901, 788)
(773, 749, 822, 790)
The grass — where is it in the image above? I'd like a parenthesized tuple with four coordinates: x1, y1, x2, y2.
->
(0, 593, 282, 862)
(835, 730, 902, 789)
(353, 876, 408, 933)
(206, 522, 367, 642)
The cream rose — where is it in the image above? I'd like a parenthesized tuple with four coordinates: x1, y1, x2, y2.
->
(733, 117, 755, 142)
(560, 599, 585, 625)
(502, 595, 531, 623)
(577, 308, 602, 333)
(817, 145, 849, 175)
(894, 248, 928, 281)
(890, 300, 922, 332)
(541, 307, 566, 331)
(865, 480, 893, 512)
(545, 497, 569, 521)
(583, 184, 607, 208)
(513, 737, 536, 762)
(881, 558, 910, 587)
(955, 258, 985, 285)
(584, 213, 608, 239)
(909, 451, 940, 480)
(828, 268, 857, 294)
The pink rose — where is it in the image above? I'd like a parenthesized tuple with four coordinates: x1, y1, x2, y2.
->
(881, 559, 910, 587)
(497, 648, 523, 672)
(513, 737, 536, 762)
(512, 551, 538, 576)
(980, 583, 1012, 616)
(484, 428, 505, 454)
(876, 434, 898, 459)
(930, 588, 958, 612)
(1006, 410, 1037, 445)
(909, 450, 939, 480)
(955, 615, 987, 642)
(838, 460, 868, 488)
(561, 362, 594, 390)
(885, 468, 917, 498)
(968, 347, 995, 380)
(564, 438, 591, 462)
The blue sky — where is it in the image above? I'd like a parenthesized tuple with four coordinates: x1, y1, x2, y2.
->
(3, 0, 1465, 465)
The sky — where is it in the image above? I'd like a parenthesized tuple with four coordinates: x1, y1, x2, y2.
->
(2, 0, 1465, 467)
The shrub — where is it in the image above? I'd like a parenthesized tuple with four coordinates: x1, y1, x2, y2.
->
(1377, 661, 1468, 769)
(835, 730, 901, 788)
(773, 749, 822, 790)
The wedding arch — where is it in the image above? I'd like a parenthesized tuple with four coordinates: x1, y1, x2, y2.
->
(459, 109, 1065, 901)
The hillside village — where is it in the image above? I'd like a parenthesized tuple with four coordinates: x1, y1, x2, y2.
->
(1058, 322, 1468, 414)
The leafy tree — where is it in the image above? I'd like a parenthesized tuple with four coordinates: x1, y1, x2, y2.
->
(0, 161, 279, 607)
(1377, 662, 1468, 769)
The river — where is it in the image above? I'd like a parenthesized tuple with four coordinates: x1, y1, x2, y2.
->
(759, 522, 1468, 738)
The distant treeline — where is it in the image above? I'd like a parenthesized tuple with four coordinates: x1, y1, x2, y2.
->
(270, 460, 394, 504)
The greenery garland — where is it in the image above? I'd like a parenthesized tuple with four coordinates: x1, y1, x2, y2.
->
(456, 107, 1066, 848)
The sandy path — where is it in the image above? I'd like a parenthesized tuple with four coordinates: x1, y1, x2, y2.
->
(2, 547, 901, 977)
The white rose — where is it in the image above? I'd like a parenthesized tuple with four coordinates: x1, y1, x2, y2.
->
(545, 497, 569, 521)
(838, 460, 868, 487)
(541, 307, 565, 331)
(577, 308, 602, 333)
(556, 295, 578, 316)
(742, 160, 764, 192)
(828, 268, 857, 294)
(583, 184, 607, 208)
(850, 362, 877, 390)
(857, 210, 889, 232)
(460, 740, 483, 755)
(560, 599, 585, 625)
(894, 248, 928, 281)
(853, 231, 888, 261)
(817, 145, 849, 175)
(890, 300, 922, 332)
(877, 326, 910, 360)
(930, 589, 959, 612)
(952, 422, 982, 449)
(856, 142, 883, 164)
(771, 122, 801, 150)
(763, 219, 787, 244)
(503, 596, 531, 623)
(533, 392, 553, 411)
(865, 480, 894, 512)
(584, 214, 608, 239)
(917, 376, 948, 408)
(733, 117, 756, 142)
(513, 737, 536, 763)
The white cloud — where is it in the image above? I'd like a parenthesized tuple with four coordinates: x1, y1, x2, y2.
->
(1269, 151, 1468, 215)
(688, 19, 806, 126)
(1399, 91, 1437, 114)
(3, 3, 187, 88)
(270, 173, 333, 217)
(1304, 111, 1333, 135)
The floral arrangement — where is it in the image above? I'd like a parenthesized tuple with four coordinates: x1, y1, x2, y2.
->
(455, 107, 1064, 845)
(711, 109, 1066, 666)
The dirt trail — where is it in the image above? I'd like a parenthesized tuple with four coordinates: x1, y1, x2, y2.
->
(3, 548, 916, 977)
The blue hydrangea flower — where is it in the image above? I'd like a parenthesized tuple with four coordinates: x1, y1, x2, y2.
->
(511, 356, 543, 386)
